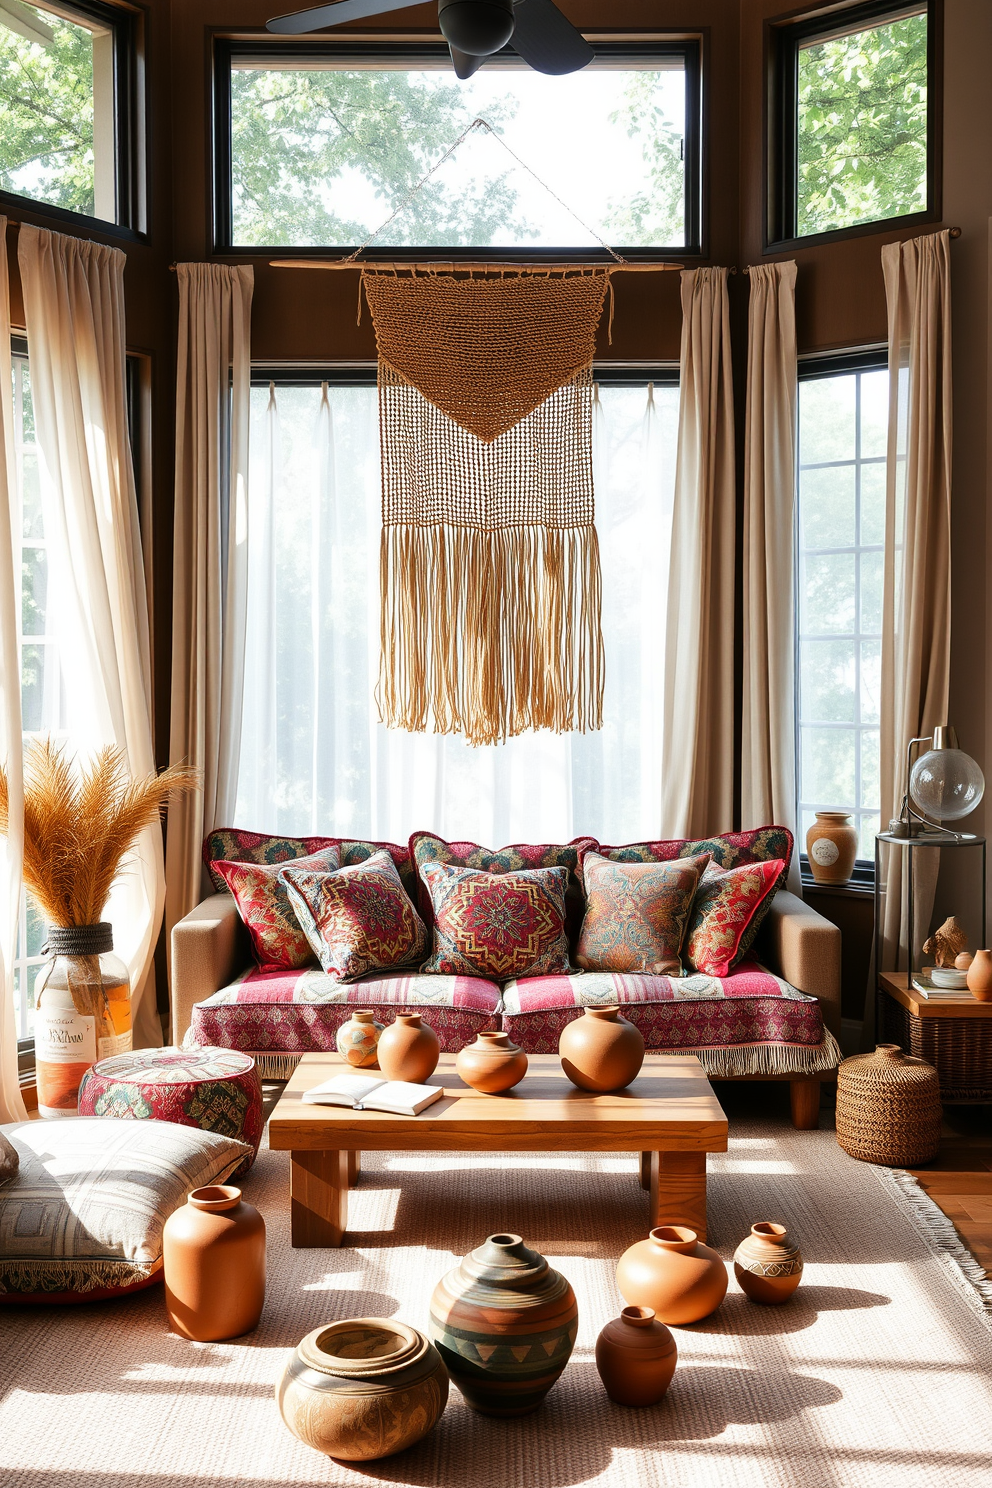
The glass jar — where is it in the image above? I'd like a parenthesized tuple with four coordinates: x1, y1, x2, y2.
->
(34, 922, 132, 1118)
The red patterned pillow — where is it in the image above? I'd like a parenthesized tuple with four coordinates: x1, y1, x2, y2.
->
(203, 829, 415, 897)
(576, 852, 710, 975)
(280, 850, 428, 983)
(419, 860, 571, 980)
(685, 859, 785, 977)
(214, 844, 341, 971)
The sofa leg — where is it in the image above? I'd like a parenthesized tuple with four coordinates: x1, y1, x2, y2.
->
(790, 1079, 820, 1130)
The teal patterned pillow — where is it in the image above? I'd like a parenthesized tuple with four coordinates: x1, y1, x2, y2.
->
(576, 852, 710, 976)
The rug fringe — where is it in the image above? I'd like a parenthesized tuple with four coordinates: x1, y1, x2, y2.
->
(873, 1166, 992, 1330)
(0, 1259, 160, 1295)
(653, 1030, 842, 1079)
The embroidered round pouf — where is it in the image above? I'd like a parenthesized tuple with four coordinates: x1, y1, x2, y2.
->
(78, 1048, 263, 1177)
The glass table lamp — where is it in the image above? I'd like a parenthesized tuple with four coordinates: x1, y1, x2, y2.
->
(906, 726, 985, 837)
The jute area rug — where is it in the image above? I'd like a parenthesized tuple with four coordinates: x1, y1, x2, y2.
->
(2, 1119, 991, 1488)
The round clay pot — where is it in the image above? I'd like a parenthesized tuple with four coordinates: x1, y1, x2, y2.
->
(163, 1185, 265, 1341)
(616, 1225, 728, 1326)
(733, 1222, 803, 1305)
(805, 812, 858, 885)
(955, 950, 975, 972)
(277, 1318, 448, 1462)
(455, 1031, 528, 1094)
(558, 1006, 645, 1092)
(429, 1232, 578, 1415)
(377, 1013, 440, 1083)
(966, 949, 992, 1001)
(336, 1010, 384, 1068)
(595, 1305, 677, 1406)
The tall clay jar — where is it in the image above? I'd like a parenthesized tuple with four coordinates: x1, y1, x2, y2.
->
(456, 1031, 528, 1093)
(616, 1226, 728, 1326)
(377, 1013, 440, 1083)
(558, 1006, 645, 1092)
(595, 1306, 677, 1406)
(163, 1185, 265, 1341)
(966, 949, 992, 1001)
(733, 1222, 803, 1305)
(805, 812, 858, 885)
(336, 1009, 384, 1068)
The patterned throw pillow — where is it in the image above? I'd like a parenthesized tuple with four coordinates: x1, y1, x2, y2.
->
(281, 850, 428, 983)
(576, 851, 711, 975)
(685, 859, 785, 977)
(203, 828, 416, 898)
(214, 844, 341, 972)
(419, 860, 571, 980)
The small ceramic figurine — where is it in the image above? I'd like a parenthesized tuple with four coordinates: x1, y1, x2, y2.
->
(922, 916, 968, 968)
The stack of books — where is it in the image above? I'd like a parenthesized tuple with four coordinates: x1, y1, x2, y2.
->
(912, 970, 970, 1000)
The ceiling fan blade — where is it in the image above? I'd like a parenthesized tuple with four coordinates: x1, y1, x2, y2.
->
(266, 0, 425, 35)
(510, 0, 593, 75)
(448, 43, 486, 79)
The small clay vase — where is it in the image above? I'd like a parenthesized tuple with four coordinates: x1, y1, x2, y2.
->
(595, 1306, 677, 1406)
(163, 1185, 265, 1341)
(955, 950, 975, 972)
(966, 949, 992, 1001)
(806, 812, 858, 885)
(456, 1031, 528, 1094)
(558, 1006, 645, 1092)
(377, 1013, 440, 1083)
(733, 1222, 803, 1305)
(616, 1226, 728, 1326)
(336, 1009, 384, 1068)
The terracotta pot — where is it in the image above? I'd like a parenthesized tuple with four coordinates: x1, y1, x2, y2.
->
(277, 1318, 448, 1462)
(558, 1006, 644, 1092)
(377, 1013, 440, 1083)
(429, 1232, 578, 1415)
(595, 1305, 677, 1406)
(455, 1031, 528, 1094)
(955, 951, 975, 972)
(336, 1010, 384, 1068)
(616, 1225, 727, 1326)
(733, 1222, 803, 1305)
(966, 949, 992, 1001)
(805, 812, 858, 885)
(163, 1185, 265, 1341)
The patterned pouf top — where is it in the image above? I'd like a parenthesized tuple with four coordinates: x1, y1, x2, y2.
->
(90, 1048, 257, 1085)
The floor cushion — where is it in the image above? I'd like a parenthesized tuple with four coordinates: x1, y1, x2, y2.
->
(203, 828, 417, 900)
(77, 1048, 263, 1178)
(0, 1118, 250, 1305)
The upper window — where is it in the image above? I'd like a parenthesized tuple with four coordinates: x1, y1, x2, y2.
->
(216, 41, 700, 253)
(0, 0, 135, 226)
(771, 1, 934, 244)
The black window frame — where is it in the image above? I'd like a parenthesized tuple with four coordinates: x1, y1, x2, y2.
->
(213, 36, 703, 260)
(767, 0, 941, 251)
(0, 0, 143, 237)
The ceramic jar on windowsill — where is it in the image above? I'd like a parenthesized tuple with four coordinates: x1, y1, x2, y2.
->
(806, 813, 859, 885)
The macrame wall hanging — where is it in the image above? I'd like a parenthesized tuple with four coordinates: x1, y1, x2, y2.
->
(273, 119, 677, 746)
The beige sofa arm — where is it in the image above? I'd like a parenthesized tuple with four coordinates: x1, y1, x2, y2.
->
(170, 892, 249, 1045)
(756, 890, 842, 1039)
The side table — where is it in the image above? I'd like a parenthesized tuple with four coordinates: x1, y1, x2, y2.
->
(878, 972, 992, 1103)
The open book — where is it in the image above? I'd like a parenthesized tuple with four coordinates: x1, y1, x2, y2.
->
(301, 1073, 443, 1116)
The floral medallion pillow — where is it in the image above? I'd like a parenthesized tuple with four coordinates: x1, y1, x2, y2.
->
(684, 858, 785, 977)
(280, 850, 428, 983)
(214, 844, 341, 971)
(576, 852, 711, 976)
(419, 860, 571, 980)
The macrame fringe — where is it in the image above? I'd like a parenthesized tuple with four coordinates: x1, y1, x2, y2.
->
(250, 1052, 304, 1080)
(0, 1258, 160, 1294)
(873, 1166, 992, 1330)
(378, 521, 604, 746)
(654, 1030, 843, 1080)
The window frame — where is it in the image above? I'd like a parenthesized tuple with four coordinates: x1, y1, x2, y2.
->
(766, 0, 941, 251)
(213, 36, 703, 259)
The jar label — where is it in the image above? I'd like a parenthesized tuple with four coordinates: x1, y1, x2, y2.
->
(35, 1008, 97, 1065)
(98, 1029, 133, 1061)
(810, 838, 841, 866)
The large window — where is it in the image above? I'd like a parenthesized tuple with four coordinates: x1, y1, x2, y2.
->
(796, 358, 888, 865)
(217, 42, 700, 253)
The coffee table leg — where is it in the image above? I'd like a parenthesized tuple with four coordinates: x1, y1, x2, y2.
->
(347, 1150, 361, 1185)
(639, 1152, 652, 1190)
(290, 1150, 349, 1247)
(649, 1151, 708, 1242)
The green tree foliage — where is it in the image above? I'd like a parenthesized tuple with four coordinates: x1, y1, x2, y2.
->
(0, 5, 95, 215)
(797, 12, 928, 235)
(600, 71, 685, 247)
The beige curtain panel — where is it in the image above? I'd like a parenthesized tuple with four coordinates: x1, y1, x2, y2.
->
(741, 260, 801, 891)
(165, 263, 253, 959)
(18, 224, 163, 1050)
(661, 266, 736, 839)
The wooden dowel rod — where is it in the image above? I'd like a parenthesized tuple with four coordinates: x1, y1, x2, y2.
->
(265, 258, 684, 273)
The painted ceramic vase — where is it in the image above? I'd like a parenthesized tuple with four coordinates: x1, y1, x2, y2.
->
(595, 1306, 677, 1406)
(277, 1318, 448, 1462)
(733, 1222, 803, 1305)
(377, 1013, 440, 1083)
(163, 1185, 265, 1341)
(966, 948, 992, 1001)
(805, 812, 858, 885)
(558, 1006, 645, 1092)
(616, 1226, 728, 1326)
(336, 1010, 384, 1068)
(429, 1233, 578, 1415)
(455, 1031, 528, 1094)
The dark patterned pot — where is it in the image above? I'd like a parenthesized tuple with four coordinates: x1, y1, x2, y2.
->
(429, 1233, 578, 1416)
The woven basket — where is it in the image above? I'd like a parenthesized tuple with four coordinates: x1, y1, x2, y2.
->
(836, 1044, 942, 1166)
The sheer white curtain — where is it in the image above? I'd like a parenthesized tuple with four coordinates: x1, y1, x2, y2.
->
(235, 380, 677, 845)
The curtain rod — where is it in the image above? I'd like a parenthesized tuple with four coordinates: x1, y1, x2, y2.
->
(167, 259, 683, 273)
(737, 226, 962, 274)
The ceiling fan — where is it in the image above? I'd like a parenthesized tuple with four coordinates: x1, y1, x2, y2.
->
(265, 0, 594, 81)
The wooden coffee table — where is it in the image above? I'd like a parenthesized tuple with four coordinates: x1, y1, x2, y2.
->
(269, 1052, 729, 1248)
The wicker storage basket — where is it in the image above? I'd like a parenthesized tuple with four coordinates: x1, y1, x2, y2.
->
(836, 1044, 941, 1166)
(880, 997, 992, 1102)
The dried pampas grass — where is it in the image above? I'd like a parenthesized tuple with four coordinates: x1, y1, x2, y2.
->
(0, 739, 199, 928)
